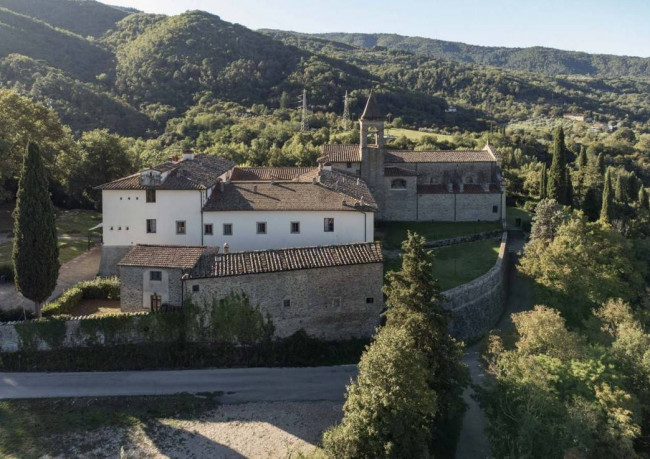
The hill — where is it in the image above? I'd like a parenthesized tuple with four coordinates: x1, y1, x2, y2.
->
(0, 0, 133, 38)
(0, 7, 114, 82)
(307, 32, 650, 79)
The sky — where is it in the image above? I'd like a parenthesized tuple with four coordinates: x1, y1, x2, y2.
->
(101, 0, 650, 57)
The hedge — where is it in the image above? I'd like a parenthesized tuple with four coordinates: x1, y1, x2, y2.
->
(42, 277, 120, 317)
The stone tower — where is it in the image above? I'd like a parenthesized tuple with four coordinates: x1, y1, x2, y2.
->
(359, 92, 385, 217)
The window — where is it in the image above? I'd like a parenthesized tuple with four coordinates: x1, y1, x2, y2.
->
(176, 221, 186, 234)
(146, 219, 156, 233)
(146, 189, 156, 203)
(192, 285, 200, 292)
(324, 218, 334, 232)
(150, 271, 162, 281)
(391, 179, 407, 189)
(291, 221, 300, 234)
(346, 162, 352, 168)
(366, 297, 374, 304)
(223, 223, 233, 236)
(492, 205, 499, 213)
(257, 222, 267, 234)
(283, 299, 291, 308)
(204, 224, 213, 235)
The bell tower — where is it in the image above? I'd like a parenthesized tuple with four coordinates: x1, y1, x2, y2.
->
(359, 91, 385, 217)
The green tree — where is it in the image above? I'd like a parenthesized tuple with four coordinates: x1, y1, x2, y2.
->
(576, 146, 587, 170)
(582, 187, 601, 221)
(279, 91, 291, 109)
(322, 326, 436, 458)
(547, 127, 569, 205)
(383, 233, 468, 427)
(530, 199, 568, 242)
(540, 163, 548, 199)
(12, 142, 60, 317)
(601, 168, 614, 224)
(639, 187, 649, 210)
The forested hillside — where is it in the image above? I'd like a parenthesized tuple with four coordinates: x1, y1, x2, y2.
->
(309, 32, 650, 79)
(0, 0, 133, 38)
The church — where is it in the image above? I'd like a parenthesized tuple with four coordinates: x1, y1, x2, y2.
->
(319, 92, 505, 222)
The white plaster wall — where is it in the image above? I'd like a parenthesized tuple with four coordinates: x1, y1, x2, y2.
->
(202, 210, 374, 252)
(102, 190, 204, 247)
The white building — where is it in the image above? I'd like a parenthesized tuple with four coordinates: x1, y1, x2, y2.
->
(97, 156, 377, 275)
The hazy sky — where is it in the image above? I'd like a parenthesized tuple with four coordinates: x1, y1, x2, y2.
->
(101, 0, 650, 57)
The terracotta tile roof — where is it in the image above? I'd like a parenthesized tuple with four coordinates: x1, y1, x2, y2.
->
(230, 167, 317, 181)
(97, 155, 234, 190)
(191, 242, 383, 279)
(319, 144, 361, 163)
(384, 166, 418, 177)
(204, 169, 377, 212)
(118, 245, 206, 270)
(386, 150, 496, 163)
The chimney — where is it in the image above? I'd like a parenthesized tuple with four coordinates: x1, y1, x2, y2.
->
(356, 177, 360, 185)
(223, 243, 229, 254)
(182, 150, 195, 161)
(360, 196, 365, 207)
(226, 170, 232, 184)
(312, 177, 317, 185)
(220, 180, 225, 192)
(253, 185, 258, 193)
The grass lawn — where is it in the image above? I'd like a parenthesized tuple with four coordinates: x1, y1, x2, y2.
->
(378, 221, 502, 250)
(0, 393, 220, 458)
(385, 238, 502, 291)
(0, 239, 89, 266)
(56, 209, 102, 237)
(506, 206, 533, 229)
(386, 128, 456, 142)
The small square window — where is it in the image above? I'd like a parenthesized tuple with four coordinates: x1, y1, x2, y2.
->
(324, 218, 334, 232)
(146, 189, 156, 203)
(176, 221, 186, 234)
(146, 219, 156, 234)
(204, 224, 213, 235)
(366, 297, 374, 304)
(223, 223, 233, 236)
(150, 271, 162, 281)
(290, 221, 300, 234)
(192, 285, 200, 292)
(257, 222, 267, 234)
(492, 205, 498, 213)
(283, 299, 291, 307)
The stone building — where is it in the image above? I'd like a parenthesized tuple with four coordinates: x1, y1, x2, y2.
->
(318, 93, 506, 221)
(118, 242, 384, 340)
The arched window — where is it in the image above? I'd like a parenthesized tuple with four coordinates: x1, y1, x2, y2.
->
(391, 179, 407, 189)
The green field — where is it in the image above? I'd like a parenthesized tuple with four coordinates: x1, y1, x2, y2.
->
(378, 221, 502, 250)
(385, 238, 502, 291)
(0, 393, 220, 458)
(0, 239, 89, 266)
(385, 128, 456, 142)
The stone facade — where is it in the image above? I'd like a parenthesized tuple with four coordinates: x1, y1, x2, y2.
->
(444, 232, 508, 341)
(187, 263, 384, 341)
(99, 245, 132, 277)
(119, 266, 183, 312)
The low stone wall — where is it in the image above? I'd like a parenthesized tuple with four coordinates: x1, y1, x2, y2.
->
(425, 229, 503, 249)
(444, 232, 508, 342)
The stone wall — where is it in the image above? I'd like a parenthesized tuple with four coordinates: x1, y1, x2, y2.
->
(425, 230, 503, 248)
(120, 266, 183, 312)
(99, 245, 131, 277)
(187, 263, 384, 341)
(417, 192, 502, 222)
(383, 176, 418, 221)
(444, 232, 508, 342)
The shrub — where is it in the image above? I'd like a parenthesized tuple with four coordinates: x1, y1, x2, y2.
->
(41, 277, 120, 317)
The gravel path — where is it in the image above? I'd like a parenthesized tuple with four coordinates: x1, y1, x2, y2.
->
(47, 401, 343, 458)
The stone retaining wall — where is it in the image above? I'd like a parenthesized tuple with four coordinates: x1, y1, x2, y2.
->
(425, 229, 503, 249)
(444, 232, 508, 342)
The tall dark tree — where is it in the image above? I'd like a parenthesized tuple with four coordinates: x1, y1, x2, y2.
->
(540, 163, 548, 199)
(583, 187, 601, 221)
(596, 152, 605, 176)
(601, 168, 614, 224)
(12, 142, 60, 317)
(565, 168, 574, 207)
(577, 146, 587, 170)
(547, 127, 569, 205)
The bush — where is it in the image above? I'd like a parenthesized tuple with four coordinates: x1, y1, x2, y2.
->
(41, 277, 120, 317)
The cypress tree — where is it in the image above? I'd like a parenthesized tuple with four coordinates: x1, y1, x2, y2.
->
(547, 127, 569, 205)
(583, 187, 601, 221)
(566, 168, 574, 207)
(12, 142, 59, 317)
(614, 174, 627, 203)
(540, 163, 548, 199)
(596, 153, 605, 176)
(577, 146, 587, 170)
(600, 168, 614, 224)
(640, 187, 649, 210)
